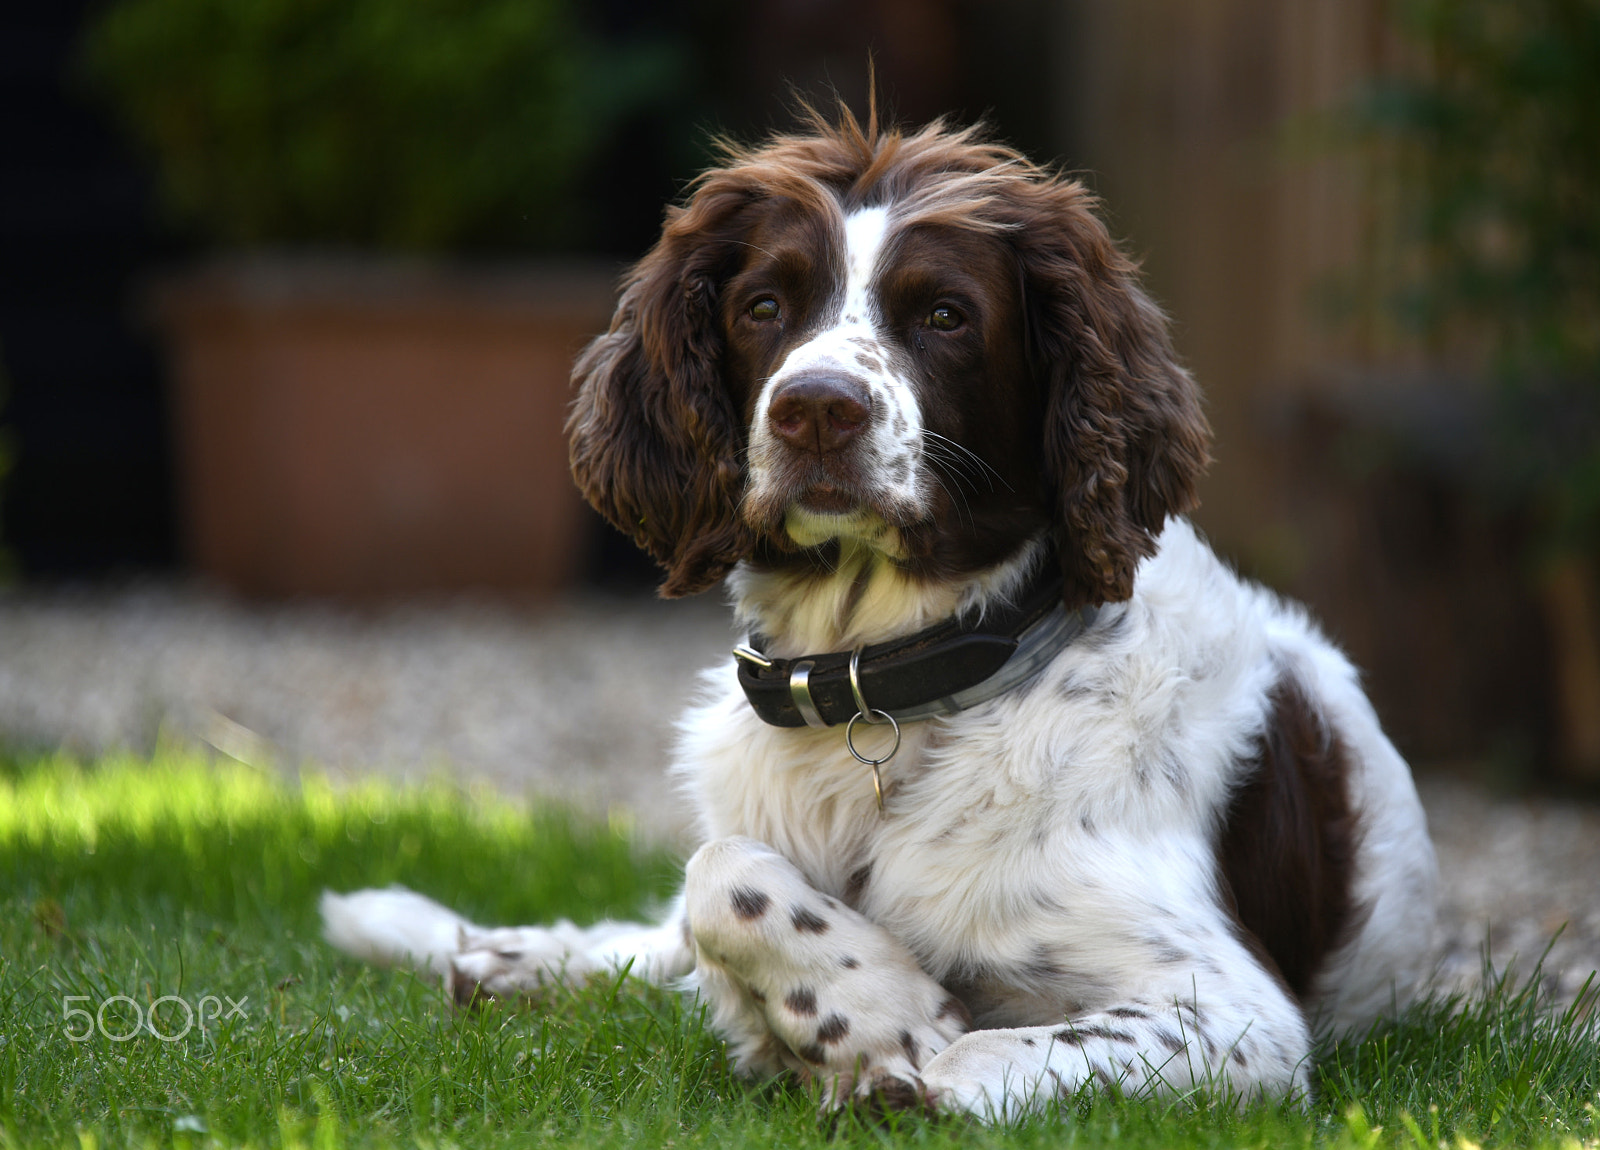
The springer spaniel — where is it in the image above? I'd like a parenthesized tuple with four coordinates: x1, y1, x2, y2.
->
(323, 108, 1438, 1119)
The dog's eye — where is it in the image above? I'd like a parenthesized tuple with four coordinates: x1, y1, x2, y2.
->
(928, 305, 964, 332)
(749, 297, 781, 322)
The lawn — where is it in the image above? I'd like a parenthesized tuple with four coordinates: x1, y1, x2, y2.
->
(0, 753, 1595, 1150)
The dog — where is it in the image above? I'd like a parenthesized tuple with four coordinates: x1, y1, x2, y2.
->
(322, 106, 1438, 1120)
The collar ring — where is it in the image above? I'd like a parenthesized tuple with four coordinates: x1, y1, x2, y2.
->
(845, 708, 900, 812)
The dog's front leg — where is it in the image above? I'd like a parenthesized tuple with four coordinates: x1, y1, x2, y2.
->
(684, 836, 971, 1108)
(914, 963, 1315, 1120)
(320, 887, 695, 1004)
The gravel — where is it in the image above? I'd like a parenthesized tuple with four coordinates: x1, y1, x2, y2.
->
(2, 581, 1596, 1007)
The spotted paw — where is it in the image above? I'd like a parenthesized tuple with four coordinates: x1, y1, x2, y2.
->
(780, 987, 971, 1111)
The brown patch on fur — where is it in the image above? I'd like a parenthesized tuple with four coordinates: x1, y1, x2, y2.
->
(791, 906, 831, 934)
(729, 886, 770, 920)
(567, 209, 764, 597)
(785, 986, 819, 1016)
(1217, 673, 1360, 1002)
(934, 995, 973, 1029)
(1154, 1027, 1184, 1054)
(816, 1013, 851, 1044)
(1059, 1023, 1134, 1044)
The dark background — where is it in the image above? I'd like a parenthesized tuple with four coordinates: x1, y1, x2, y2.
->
(0, 0, 1064, 582)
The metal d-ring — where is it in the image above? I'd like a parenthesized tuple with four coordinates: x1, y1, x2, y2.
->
(845, 710, 900, 811)
(845, 645, 900, 812)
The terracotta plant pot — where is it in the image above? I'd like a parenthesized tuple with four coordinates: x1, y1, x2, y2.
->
(151, 256, 617, 598)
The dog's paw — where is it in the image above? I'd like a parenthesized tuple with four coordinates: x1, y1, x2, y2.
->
(817, 1067, 942, 1119)
(913, 1025, 1131, 1121)
(444, 921, 601, 1006)
(777, 982, 972, 1112)
(684, 836, 974, 1111)
(850, 1071, 941, 1116)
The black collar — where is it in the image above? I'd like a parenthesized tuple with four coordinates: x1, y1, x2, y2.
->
(732, 553, 1097, 728)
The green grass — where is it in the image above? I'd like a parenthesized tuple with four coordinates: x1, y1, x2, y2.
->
(0, 753, 1595, 1150)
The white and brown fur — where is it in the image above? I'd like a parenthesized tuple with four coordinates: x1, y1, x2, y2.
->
(322, 107, 1438, 1120)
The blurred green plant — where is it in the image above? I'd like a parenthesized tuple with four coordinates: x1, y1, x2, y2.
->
(81, 0, 680, 251)
(1344, 0, 1600, 779)
(1353, 0, 1600, 558)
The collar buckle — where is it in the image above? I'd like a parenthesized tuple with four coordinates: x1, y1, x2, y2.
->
(732, 643, 773, 669)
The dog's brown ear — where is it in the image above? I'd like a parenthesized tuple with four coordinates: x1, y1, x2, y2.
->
(568, 187, 759, 597)
(1012, 179, 1212, 609)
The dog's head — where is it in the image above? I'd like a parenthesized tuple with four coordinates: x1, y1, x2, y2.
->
(568, 107, 1210, 608)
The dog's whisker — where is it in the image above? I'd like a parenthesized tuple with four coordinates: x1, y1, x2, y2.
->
(923, 431, 1010, 492)
(924, 444, 985, 497)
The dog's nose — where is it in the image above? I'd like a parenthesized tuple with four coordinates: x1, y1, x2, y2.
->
(768, 374, 870, 456)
